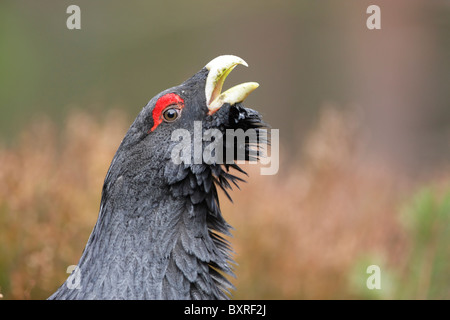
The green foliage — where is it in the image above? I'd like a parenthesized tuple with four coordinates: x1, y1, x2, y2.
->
(398, 188, 450, 299)
(348, 188, 450, 299)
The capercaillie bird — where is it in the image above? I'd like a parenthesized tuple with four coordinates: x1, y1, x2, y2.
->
(49, 55, 267, 300)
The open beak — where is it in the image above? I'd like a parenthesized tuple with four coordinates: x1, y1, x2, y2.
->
(205, 55, 259, 115)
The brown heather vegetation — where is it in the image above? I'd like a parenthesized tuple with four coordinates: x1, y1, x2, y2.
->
(0, 108, 448, 299)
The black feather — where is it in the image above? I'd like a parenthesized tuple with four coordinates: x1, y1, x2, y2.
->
(49, 61, 268, 301)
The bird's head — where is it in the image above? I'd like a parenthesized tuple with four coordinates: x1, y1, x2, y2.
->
(112, 55, 266, 196)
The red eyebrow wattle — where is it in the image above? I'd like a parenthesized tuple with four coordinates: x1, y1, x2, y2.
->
(150, 93, 184, 132)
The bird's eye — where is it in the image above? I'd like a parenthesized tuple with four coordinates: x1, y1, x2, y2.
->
(162, 106, 181, 122)
(150, 93, 184, 132)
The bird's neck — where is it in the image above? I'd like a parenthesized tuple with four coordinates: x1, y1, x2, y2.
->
(52, 163, 234, 299)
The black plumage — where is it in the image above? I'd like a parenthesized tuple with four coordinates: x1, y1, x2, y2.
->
(49, 56, 267, 300)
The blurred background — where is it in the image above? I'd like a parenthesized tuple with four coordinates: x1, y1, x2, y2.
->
(0, 0, 449, 299)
